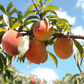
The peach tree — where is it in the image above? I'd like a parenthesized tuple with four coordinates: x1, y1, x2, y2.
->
(0, 0, 84, 83)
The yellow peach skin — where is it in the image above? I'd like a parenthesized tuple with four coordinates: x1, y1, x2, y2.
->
(54, 37, 73, 59)
(25, 39, 46, 64)
(2, 30, 23, 56)
(33, 20, 53, 41)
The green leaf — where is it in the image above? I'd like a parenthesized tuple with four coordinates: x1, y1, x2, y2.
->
(57, 19, 68, 27)
(57, 26, 63, 33)
(44, 5, 62, 12)
(17, 11, 22, 21)
(6, 2, 15, 12)
(0, 28, 7, 32)
(49, 15, 59, 19)
(42, 10, 57, 18)
(0, 58, 3, 73)
(18, 26, 24, 31)
(6, 54, 12, 65)
(0, 24, 7, 27)
(46, 0, 52, 4)
(74, 49, 83, 72)
(29, 22, 37, 31)
(56, 19, 71, 32)
(24, 20, 38, 27)
(68, 74, 80, 82)
(11, 17, 17, 23)
(47, 51, 58, 67)
(18, 36, 30, 59)
(0, 53, 5, 69)
(39, 0, 52, 10)
(19, 2, 39, 21)
(10, 8, 18, 15)
(58, 19, 69, 23)
(63, 26, 71, 32)
(0, 15, 3, 21)
(0, 53, 6, 73)
(11, 23, 21, 30)
(28, 2, 39, 11)
(12, 56, 17, 64)
(21, 2, 39, 19)
(27, 61, 31, 69)
(3, 14, 9, 25)
(3, 13, 13, 28)
(19, 10, 36, 22)
(52, 20, 57, 25)
(24, 15, 39, 24)
(74, 40, 83, 57)
(0, 4, 5, 13)
(38, 0, 44, 9)
(0, 32, 5, 38)
(24, 26, 29, 31)
(45, 37, 56, 46)
(63, 73, 72, 80)
(18, 55, 25, 63)
(1, 54, 6, 64)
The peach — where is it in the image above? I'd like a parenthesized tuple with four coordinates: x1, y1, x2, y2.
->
(31, 78, 36, 84)
(54, 37, 73, 59)
(33, 20, 53, 41)
(2, 30, 23, 56)
(40, 82, 45, 84)
(25, 39, 46, 64)
(41, 51, 48, 63)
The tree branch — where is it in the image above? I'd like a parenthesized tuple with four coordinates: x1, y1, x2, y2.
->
(53, 33, 84, 40)
(32, 0, 42, 20)
(20, 30, 84, 40)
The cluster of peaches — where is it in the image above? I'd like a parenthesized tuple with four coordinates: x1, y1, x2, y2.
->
(2, 20, 73, 64)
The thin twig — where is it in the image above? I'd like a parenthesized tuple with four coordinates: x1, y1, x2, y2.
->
(32, 0, 42, 20)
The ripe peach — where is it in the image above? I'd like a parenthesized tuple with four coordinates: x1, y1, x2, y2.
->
(2, 30, 23, 56)
(54, 37, 73, 59)
(31, 78, 36, 84)
(41, 51, 48, 63)
(40, 82, 45, 84)
(33, 20, 53, 41)
(25, 39, 46, 64)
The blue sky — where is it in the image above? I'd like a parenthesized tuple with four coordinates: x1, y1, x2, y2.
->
(1, 0, 84, 83)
